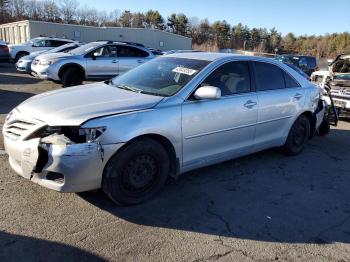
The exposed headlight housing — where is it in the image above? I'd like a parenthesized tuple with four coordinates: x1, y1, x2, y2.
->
(28, 126, 106, 143)
(78, 127, 107, 142)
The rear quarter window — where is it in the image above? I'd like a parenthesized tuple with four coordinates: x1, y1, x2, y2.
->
(284, 72, 301, 88)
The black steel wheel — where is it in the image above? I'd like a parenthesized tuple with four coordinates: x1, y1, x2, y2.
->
(282, 115, 310, 156)
(102, 138, 170, 205)
(61, 68, 83, 87)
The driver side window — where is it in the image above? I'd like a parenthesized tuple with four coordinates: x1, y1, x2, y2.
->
(33, 40, 46, 47)
(89, 45, 118, 58)
(200, 61, 251, 96)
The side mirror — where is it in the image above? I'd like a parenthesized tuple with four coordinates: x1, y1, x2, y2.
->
(194, 86, 221, 100)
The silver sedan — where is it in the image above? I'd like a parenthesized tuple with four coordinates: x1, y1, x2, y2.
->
(3, 52, 327, 205)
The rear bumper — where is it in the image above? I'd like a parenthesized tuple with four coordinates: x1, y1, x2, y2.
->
(324, 96, 350, 111)
(3, 133, 124, 192)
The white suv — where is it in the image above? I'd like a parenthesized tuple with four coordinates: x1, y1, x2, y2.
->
(8, 37, 75, 62)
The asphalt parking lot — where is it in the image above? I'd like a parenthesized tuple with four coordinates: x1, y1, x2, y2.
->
(1, 63, 350, 261)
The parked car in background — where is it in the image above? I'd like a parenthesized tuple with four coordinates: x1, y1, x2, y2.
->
(148, 48, 164, 55)
(3, 53, 327, 205)
(0, 40, 10, 62)
(275, 54, 318, 76)
(8, 37, 75, 62)
(312, 54, 350, 114)
(16, 42, 82, 73)
(31, 41, 155, 87)
(284, 62, 310, 80)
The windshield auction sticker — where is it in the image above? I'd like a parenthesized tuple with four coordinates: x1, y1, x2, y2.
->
(172, 67, 198, 76)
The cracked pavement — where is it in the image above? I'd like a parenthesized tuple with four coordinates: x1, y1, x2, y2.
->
(1, 63, 350, 261)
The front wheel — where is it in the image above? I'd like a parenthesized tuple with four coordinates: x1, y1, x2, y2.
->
(61, 68, 83, 87)
(102, 138, 170, 206)
(282, 115, 310, 156)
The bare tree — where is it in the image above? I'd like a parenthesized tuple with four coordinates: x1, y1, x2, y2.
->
(59, 0, 78, 24)
(25, 0, 43, 20)
(7, 0, 26, 19)
(42, 0, 61, 22)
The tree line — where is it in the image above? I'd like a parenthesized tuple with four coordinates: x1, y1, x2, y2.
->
(1, 0, 349, 58)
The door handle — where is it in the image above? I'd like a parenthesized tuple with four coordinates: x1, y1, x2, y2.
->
(293, 93, 303, 100)
(112, 60, 118, 63)
(137, 59, 144, 63)
(244, 100, 257, 109)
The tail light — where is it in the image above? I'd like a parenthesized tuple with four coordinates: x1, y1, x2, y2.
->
(0, 45, 9, 53)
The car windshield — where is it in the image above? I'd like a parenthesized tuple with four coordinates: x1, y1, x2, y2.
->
(45, 44, 75, 54)
(109, 57, 210, 97)
(68, 42, 101, 55)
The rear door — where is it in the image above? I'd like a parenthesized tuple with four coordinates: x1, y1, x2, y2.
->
(253, 61, 305, 149)
(117, 45, 150, 75)
(182, 61, 258, 169)
(85, 45, 119, 79)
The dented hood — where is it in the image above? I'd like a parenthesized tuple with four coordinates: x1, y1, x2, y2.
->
(17, 82, 163, 126)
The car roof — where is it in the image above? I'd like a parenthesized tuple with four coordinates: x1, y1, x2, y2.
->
(164, 52, 243, 61)
(278, 54, 316, 59)
(33, 37, 75, 42)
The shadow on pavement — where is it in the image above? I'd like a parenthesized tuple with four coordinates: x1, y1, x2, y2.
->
(0, 89, 34, 114)
(79, 128, 350, 244)
(0, 62, 16, 73)
(0, 72, 42, 85)
(0, 232, 104, 261)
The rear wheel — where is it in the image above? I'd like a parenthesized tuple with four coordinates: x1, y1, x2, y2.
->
(282, 115, 310, 156)
(318, 116, 330, 136)
(61, 68, 83, 87)
(102, 138, 170, 206)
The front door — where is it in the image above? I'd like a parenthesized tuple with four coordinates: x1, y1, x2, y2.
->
(182, 61, 258, 170)
(85, 45, 119, 79)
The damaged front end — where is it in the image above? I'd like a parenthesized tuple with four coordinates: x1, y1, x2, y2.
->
(327, 54, 350, 114)
(4, 123, 122, 192)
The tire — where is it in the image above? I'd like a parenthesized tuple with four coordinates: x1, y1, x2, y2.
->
(282, 115, 311, 156)
(318, 117, 330, 136)
(15, 52, 28, 62)
(102, 138, 170, 206)
(61, 68, 83, 87)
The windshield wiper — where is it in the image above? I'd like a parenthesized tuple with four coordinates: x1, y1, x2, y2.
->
(117, 84, 143, 93)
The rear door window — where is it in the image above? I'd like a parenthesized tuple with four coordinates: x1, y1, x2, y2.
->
(254, 62, 285, 91)
(118, 46, 149, 57)
(50, 40, 68, 47)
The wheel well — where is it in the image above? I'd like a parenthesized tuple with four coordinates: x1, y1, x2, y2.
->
(300, 111, 316, 138)
(58, 64, 85, 80)
(15, 51, 29, 59)
(111, 134, 179, 179)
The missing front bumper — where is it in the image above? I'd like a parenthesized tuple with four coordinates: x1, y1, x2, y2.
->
(4, 135, 124, 192)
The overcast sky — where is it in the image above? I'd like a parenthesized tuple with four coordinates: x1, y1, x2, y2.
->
(81, 0, 350, 36)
